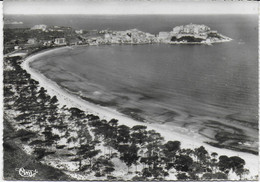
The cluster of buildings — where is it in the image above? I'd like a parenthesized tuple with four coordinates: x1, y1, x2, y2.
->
(29, 24, 87, 46)
(7, 37, 68, 56)
(7, 24, 87, 53)
(29, 24, 68, 45)
(102, 29, 157, 44)
(6, 23, 230, 53)
(172, 24, 211, 34)
(88, 24, 221, 45)
(79, 29, 157, 45)
(27, 23, 226, 46)
(26, 37, 67, 46)
(158, 24, 213, 43)
(27, 25, 86, 46)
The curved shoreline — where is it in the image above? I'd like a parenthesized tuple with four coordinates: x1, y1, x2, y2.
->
(21, 46, 258, 177)
(22, 46, 206, 147)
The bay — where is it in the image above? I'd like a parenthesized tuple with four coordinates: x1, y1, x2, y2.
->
(27, 14, 258, 152)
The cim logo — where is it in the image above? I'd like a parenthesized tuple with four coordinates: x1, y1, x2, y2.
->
(15, 167, 38, 178)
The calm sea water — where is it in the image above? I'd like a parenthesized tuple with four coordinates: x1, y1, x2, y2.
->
(9, 15, 258, 147)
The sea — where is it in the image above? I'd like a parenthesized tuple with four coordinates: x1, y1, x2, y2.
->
(5, 15, 259, 152)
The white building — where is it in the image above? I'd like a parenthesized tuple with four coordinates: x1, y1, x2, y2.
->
(205, 39, 211, 44)
(158, 32, 170, 40)
(172, 26, 181, 34)
(27, 38, 37, 44)
(194, 27, 199, 34)
(31, 24, 47, 31)
(54, 38, 66, 45)
(75, 30, 83, 34)
(104, 33, 111, 39)
(42, 40, 53, 46)
(14, 46, 21, 50)
(183, 27, 190, 34)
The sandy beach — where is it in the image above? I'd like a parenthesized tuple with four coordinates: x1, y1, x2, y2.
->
(21, 47, 259, 178)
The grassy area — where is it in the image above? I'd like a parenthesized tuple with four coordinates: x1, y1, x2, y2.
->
(3, 118, 73, 181)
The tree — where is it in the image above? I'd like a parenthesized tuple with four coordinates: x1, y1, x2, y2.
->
(202, 172, 228, 180)
(189, 161, 205, 176)
(164, 141, 181, 153)
(117, 144, 129, 154)
(150, 166, 167, 180)
(76, 143, 100, 171)
(50, 95, 58, 105)
(92, 156, 115, 176)
(181, 148, 194, 156)
(194, 146, 208, 164)
(75, 125, 99, 170)
(49, 96, 59, 114)
(235, 168, 249, 180)
(35, 114, 47, 129)
(142, 168, 152, 179)
(37, 87, 49, 103)
(48, 114, 58, 124)
(201, 172, 212, 180)
(132, 175, 146, 181)
(102, 122, 117, 156)
(69, 107, 86, 119)
(87, 114, 100, 121)
(119, 144, 139, 173)
(4, 85, 14, 98)
(211, 152, 218, 158)
(162, 140, 180, 162)
(33, 148, 47, 160)
(218, 155, 231, 173)
(210, 152, 218, 173)
(42, 126, 60, 146)
(176, 172, 189, 180)
(130, 125, 148, 145)
(145, 130, 164, 158)
(33, 147, 55, 160)
(117, 125, 130, 144)
(213, 172, 228, 179)
(104, 166, 115, 175)
(229, 156, 246, 177)
(28, 81, 38, 96)
(229, 156, 245, 171)
(131, 125, 147, 131)
(108, 118, 118, 128)
(174, 155, 193, 172)
(140, 157, 148, 169)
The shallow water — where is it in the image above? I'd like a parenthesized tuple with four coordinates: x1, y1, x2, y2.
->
(32, 43, 258, 121)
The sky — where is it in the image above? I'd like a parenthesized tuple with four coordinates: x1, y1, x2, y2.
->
(3, 0, 259, 15)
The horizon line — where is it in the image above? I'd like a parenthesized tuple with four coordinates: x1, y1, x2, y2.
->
(4, 0, 258, 15)
(4, 13, 258, 15)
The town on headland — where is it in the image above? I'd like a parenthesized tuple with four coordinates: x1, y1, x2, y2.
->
(4, 23, 232, 55)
